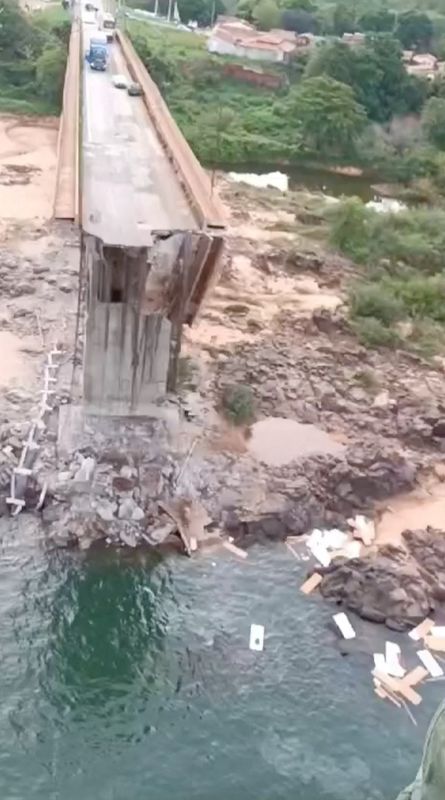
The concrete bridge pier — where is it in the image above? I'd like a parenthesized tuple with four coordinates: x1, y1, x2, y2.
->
(82, 234, 184, 415)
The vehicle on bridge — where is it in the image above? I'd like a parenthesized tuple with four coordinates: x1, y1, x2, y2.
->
(99, 11, 116, 42)
(86, 35, 108, 71)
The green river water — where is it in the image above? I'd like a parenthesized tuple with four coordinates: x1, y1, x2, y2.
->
(0, 516, 438, 800)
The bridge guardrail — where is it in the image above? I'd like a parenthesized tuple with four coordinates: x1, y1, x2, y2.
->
(54, 21, 81, 221)
(116, 29, 226, 233)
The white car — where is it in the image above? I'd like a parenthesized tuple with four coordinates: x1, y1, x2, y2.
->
(112, 74, 128, 89)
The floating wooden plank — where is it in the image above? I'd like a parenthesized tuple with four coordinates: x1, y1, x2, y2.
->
(417, 650, 444, 678)
(333, 612, 356, 639)
(300, 572, 322, 595)
(425, 635, 445, 653)
(373, 669, 422, 706)
(402, 666, 429, 687)
(408, 618, 434, 641)
(374, 683, 402, 708)
(222, 541, 248, 560)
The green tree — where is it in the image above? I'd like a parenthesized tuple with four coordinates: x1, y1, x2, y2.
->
(35, 45, 66, 105)
(358, 9, 395, 33)
(306, 35, 426, 122)
(253, 0, 281, 29)
(281, 8, 317, 32)
(395, 11, 434, 51)
(178, 0, 223, 25)
(333, 1, 356, 36)
(292, 75, 367, 156)
(236, 0, 256, 21)
(422, 97, 445, 149)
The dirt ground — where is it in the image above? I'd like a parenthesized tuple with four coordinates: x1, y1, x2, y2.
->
(0, 116, 59, 236)
(0, 114, 79, 419)
(183, 176, 445, 548)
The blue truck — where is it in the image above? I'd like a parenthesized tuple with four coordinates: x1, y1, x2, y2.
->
(86, 35, 108, 71)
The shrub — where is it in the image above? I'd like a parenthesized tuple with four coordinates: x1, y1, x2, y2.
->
(350, 283, 405, 325)
(352, 317, 402, 349)
(221, 384, 255, 425)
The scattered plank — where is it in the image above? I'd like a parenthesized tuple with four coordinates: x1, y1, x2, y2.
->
(222, 541, 248, 560)
(431, 625, 445, 638)
(333, 612, 356, 640)
(300, 572, 322, 595)
(373, 669, 422, 706)
(408, 618, 434, 641)
(374, 681, 402, 708)
(417, 650, 444, 678)
(424, 635, 445, 653)
(385, 641, 406, 678)
(402, 666, 429, 688)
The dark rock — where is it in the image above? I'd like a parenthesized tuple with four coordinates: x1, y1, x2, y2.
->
(112, 476, 136, 492)
(320, 529, 445, 630)
(433, 420, 445, 438)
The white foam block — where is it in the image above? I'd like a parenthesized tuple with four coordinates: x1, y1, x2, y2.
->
(333, 612, 356, 639)
(249, 624, 264, 652)
(373, 653, 387, 672)
(431, 626, 445, 638)
(385, 641, 406, 678)
(417, 649, 444, 678)
(308, 541, 331, 567)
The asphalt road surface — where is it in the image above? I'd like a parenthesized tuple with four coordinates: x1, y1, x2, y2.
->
(81, 16, 197, 246)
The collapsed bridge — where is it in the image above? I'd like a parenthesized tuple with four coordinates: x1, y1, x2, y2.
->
(54, 9, 225, 414)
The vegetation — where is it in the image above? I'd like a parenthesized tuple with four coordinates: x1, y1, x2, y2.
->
(128, 16, 445, 179)
(0, 0, 70, 115)
(221, 384, 256, 425)
(291, 76, 367, 157)
(328, 198, 445, 354)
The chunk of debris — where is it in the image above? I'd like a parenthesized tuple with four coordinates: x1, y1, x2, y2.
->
(417, 650, 444, 678)
(300, 572, 322, 595)
(249, 624, 264, 651)
(402, 666, 429, 688)
(159, 498, 212, 556)
(408, 617, 434, 641)
(222, 540, 248, 559)
(348, 514, 375, 546)
(333, 612, 356, 639)
(431, 625, 445, 637)
(373, 669, 422, 706)
(306, 528, 348, 566)
(424, 635, 445, 653)
(385, 641, 406, 678)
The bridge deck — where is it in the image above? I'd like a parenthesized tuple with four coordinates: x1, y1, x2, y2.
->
(81, 19, 197, 246)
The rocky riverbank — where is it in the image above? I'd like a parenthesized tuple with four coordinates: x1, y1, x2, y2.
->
(1, 160, 445, 628)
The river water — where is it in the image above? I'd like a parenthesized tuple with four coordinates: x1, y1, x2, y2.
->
(0, 516, 438, 799)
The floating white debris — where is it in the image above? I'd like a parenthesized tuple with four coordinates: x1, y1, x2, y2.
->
(431, 626, 445, 638)
(249, 624, 264, 651)
(333, 612, 356, 639)
(417, 649, 444, 678)
(385, 641, 406, 678)
(374, 653, 387, 672)
(306, 528, 349, 566)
